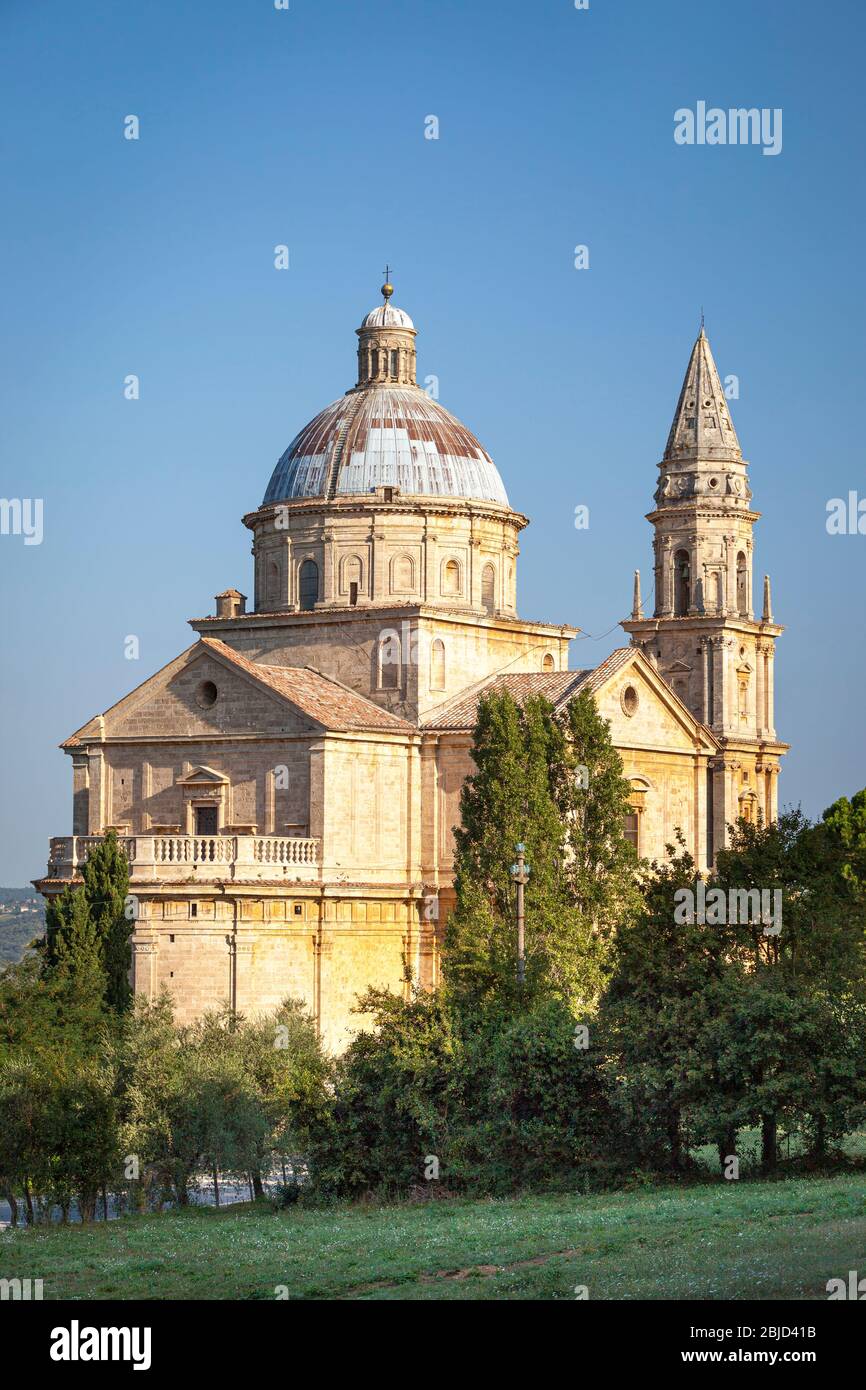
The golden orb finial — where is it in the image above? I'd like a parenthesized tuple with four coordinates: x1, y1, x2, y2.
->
(381, 263, 393, 301)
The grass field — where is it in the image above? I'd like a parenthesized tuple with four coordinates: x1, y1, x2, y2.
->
(3, 1171, 866, 1300)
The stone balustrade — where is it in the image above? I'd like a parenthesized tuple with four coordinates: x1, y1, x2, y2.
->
(46, 834, 322, 883)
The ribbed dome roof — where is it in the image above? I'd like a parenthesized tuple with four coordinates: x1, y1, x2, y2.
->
(361, 303, 415, 329)
(263, 385, 509, 506)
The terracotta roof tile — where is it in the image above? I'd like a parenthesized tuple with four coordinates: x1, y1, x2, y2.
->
(423, 669, 592, 731)
(422, 648, 638, 731)
(201, 638, 412, 734)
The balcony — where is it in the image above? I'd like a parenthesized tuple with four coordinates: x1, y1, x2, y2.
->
(45, 834, 322, 885)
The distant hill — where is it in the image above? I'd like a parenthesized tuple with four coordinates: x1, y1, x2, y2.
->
(0, 888, 46, 966)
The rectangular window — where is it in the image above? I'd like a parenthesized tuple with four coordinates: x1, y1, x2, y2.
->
(623, 810, 639, 851)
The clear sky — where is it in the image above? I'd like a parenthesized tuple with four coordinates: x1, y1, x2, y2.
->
(1, 0, 864, 884)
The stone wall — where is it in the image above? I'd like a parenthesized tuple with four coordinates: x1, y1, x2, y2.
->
(196, 607, 573, 724)
(245, 495, 523, 620)
(132, 889, 429, 1054)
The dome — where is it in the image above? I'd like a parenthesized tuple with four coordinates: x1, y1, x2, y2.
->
(263, 385, 509, 506)
(361, 303, 415, 330)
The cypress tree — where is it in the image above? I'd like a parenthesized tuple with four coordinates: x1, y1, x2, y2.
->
(44, 831, 133, 1014)
(79, 831, 134, 1013)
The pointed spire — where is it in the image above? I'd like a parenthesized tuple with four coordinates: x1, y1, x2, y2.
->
(632, 569, 643, 619)
(762, 574, 773, 622)
(663, 327, 741, 464)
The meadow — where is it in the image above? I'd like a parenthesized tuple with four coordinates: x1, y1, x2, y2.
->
(3, 1169, 865, 1301)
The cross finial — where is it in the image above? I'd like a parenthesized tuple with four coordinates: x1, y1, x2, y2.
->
(381, 265, 394, 301)
(700, 305, 705, 332)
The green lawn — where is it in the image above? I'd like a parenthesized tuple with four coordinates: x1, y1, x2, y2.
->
(3, 1171, 866, 1300)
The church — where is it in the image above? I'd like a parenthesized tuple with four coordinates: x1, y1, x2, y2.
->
(36, 282, 788, 1052)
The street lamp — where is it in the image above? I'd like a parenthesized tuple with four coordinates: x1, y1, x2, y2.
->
(510, 842, 531, 987)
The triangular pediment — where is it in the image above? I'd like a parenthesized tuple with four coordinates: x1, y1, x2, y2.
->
(61, 642, 323, 746)
(177, 765, 229, 786)
(590, 648, 718, 753)
(61, 638, 411, 749)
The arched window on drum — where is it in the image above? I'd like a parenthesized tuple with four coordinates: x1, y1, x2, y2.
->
(299, 559, 319, 612)
(481, 563, 496, 614)
(430, 638, 446, 691)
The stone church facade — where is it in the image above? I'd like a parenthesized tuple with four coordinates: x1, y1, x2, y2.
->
(36, 286, 787, 1052)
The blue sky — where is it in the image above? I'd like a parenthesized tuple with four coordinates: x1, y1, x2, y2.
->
(1, 0, 864, 883)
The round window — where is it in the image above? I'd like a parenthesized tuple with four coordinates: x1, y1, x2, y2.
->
(621, 684, 639, 717)
(196, 680, 218, 709)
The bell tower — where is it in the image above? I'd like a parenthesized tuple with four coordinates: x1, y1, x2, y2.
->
(622, 325, 788, 862)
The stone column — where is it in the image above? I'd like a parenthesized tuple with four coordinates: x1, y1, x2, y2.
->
(72, 754, 90, 835)
(371, 527, 386, 601)
(694, 750, 708, 873)
(140, 761, 152, 831)
(308, 740, 326, 863)
(424, 526, 437, 603)
(229, 936, 256, 1016)
(419, 739, 440, 880)
(688, 534, 700, 614)
(769, 765, 780, 820)
(725, 535, 737, 616)
(469, 536, 482, 609)
(87, 747, 105, 832)
(132, 938, 157, 1002)
(712, 637, 727, 732)
(651, 538, 661, 617)
(322, 530, 335, 605)
(765, 647, 776, 738)
(723, 757, 740, 839)
(283, 537, 294, 608)
(312, 896, 324, 1034)
(265, 768, 276, 834)
(405, 739, 422, 879)
(755, 641, 766, 736)
(709, 757, 727, 862)
(660, 538, 673, 615)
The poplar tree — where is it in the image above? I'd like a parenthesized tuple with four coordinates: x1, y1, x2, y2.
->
(443, 689, 634, 1015)
(443, 691, 566, 1013)
(552, 690, 640, 930)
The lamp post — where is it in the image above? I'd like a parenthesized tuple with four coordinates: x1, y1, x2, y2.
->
(510, 842, 531, 987)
